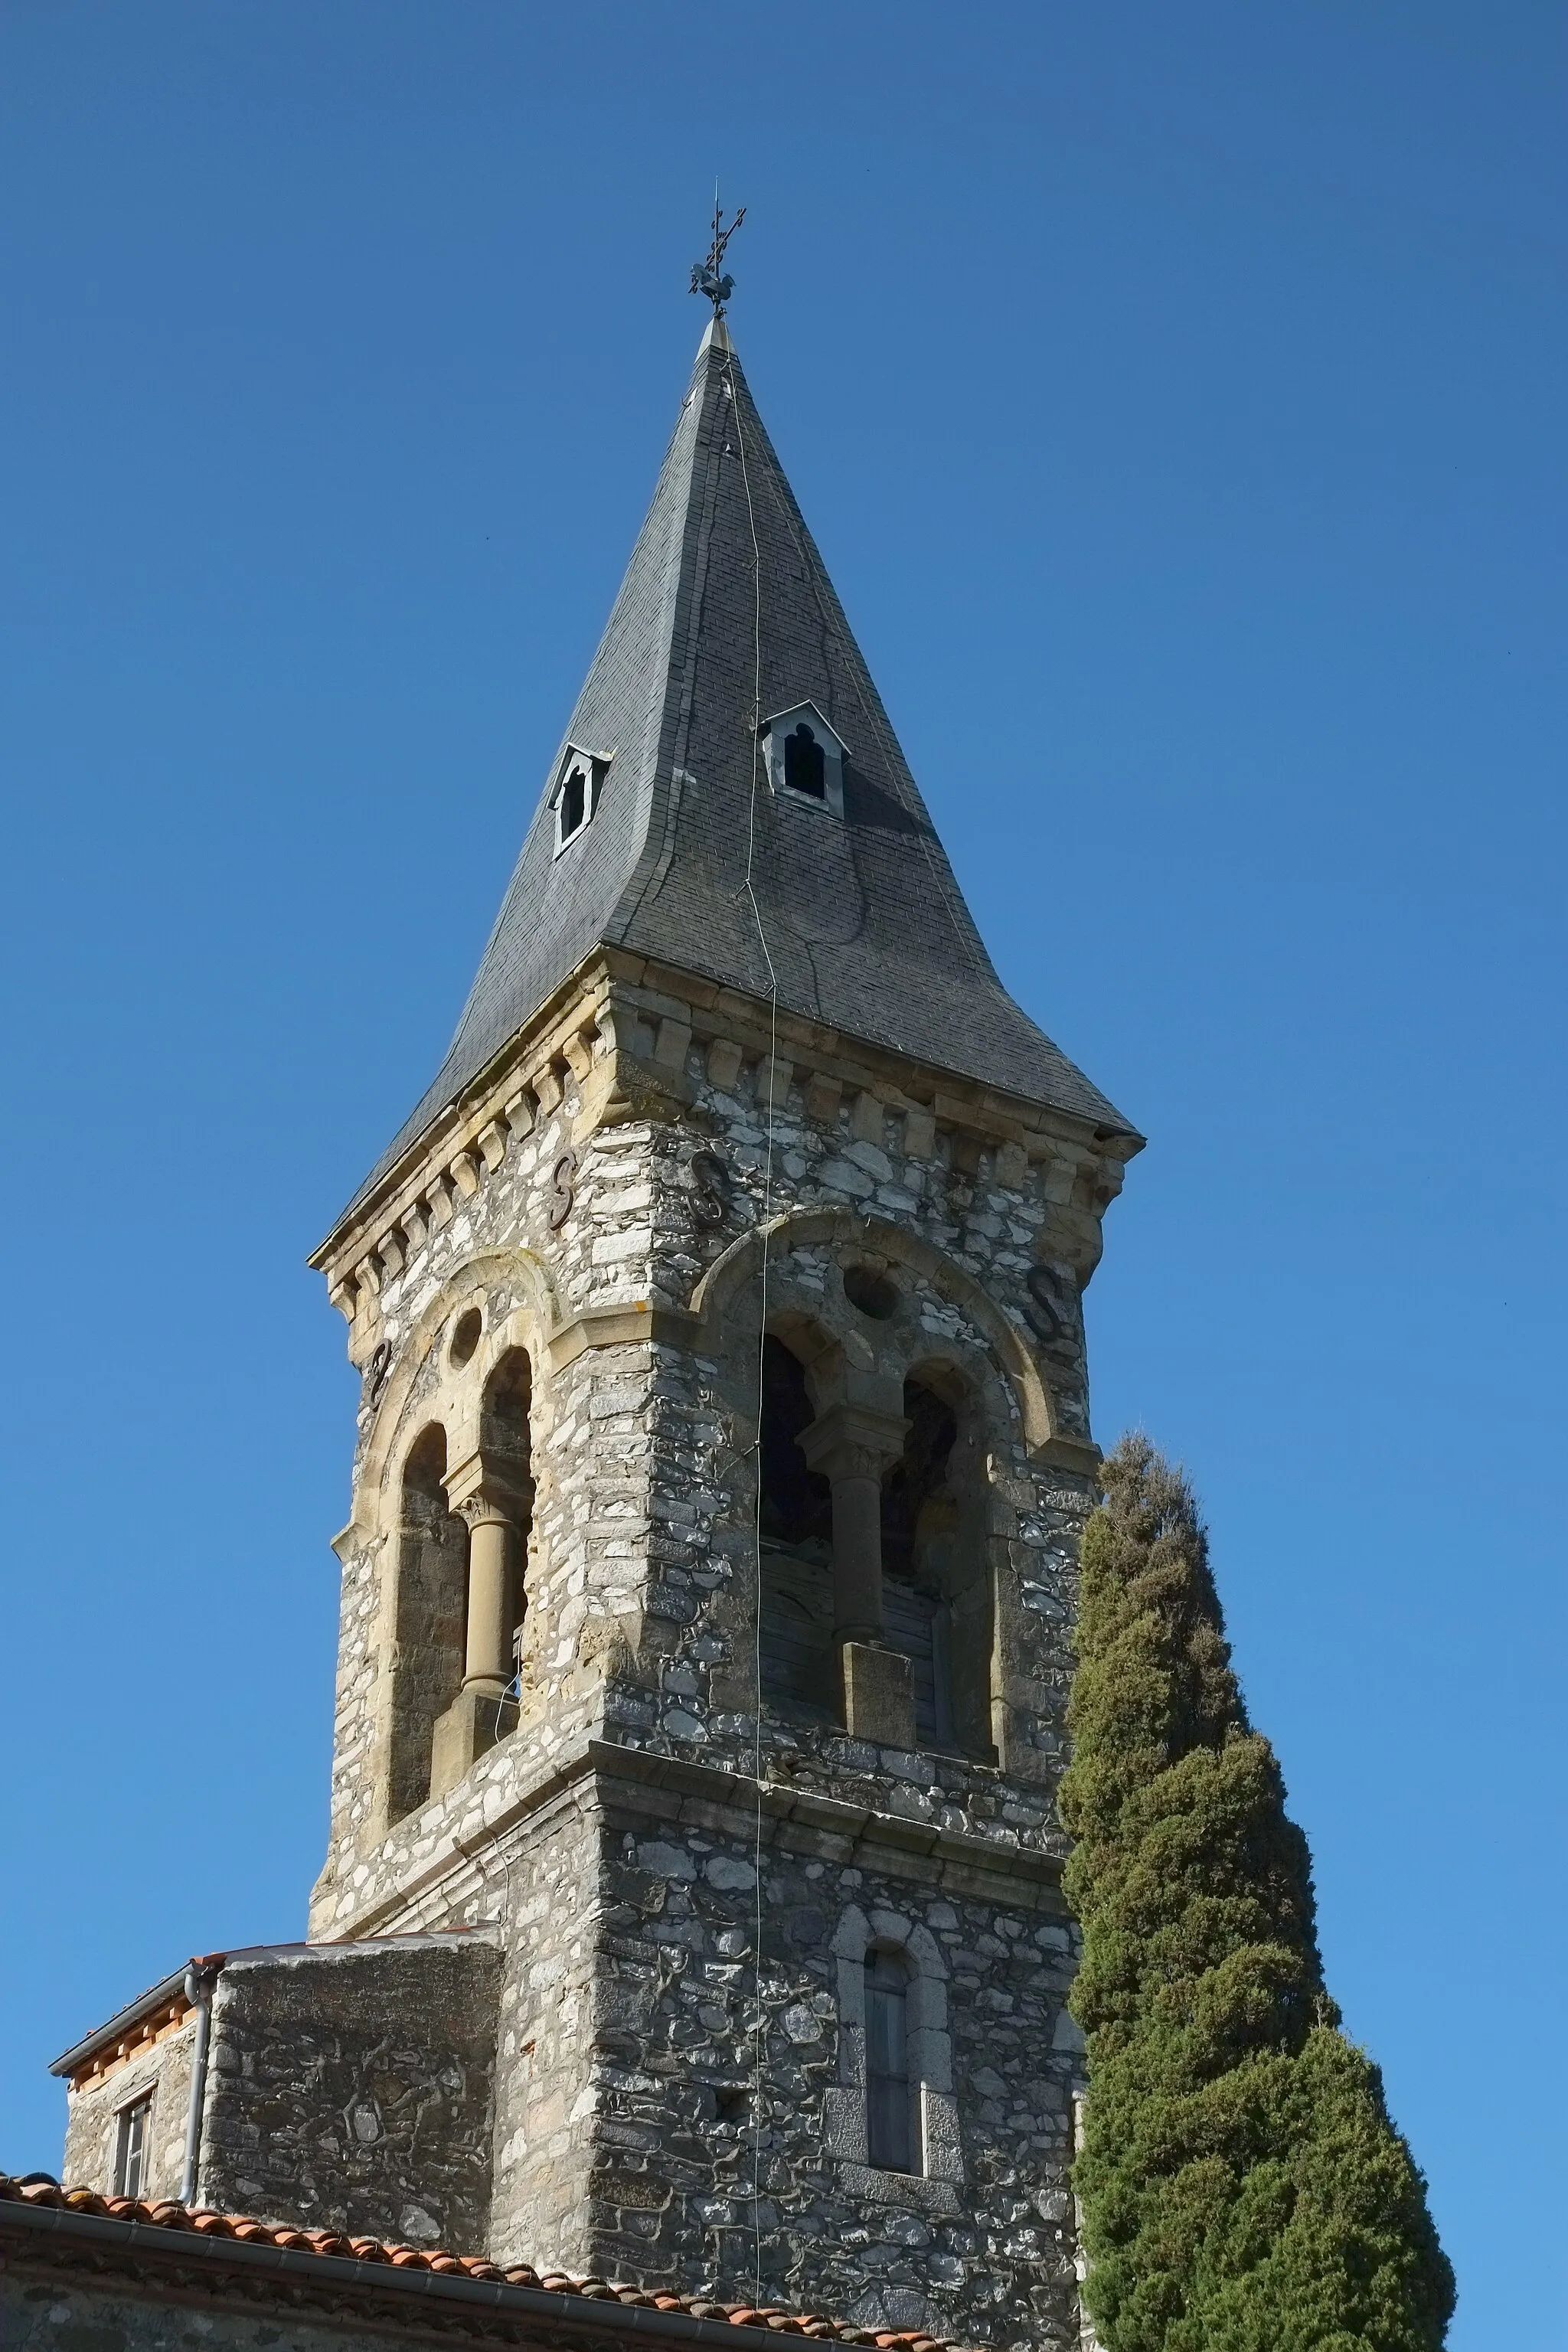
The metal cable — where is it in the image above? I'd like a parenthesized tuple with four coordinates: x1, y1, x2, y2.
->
(724, 345, 776, 2308)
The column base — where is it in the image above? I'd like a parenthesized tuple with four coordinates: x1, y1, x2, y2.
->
(839, 1643, 916, 1749)
(430, 1684, 518, 1801)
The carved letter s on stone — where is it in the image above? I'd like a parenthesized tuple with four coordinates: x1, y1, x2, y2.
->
(688, 1148, 731, 1227)
(1023, 1264, 1069, 1348)
(363, 1339, 393, 1409)
(548, 1150, 577, 1230)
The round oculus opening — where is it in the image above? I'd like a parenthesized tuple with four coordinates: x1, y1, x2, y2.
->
(843, 1264, 899, 1321)
(449, 1307, 483, 1366)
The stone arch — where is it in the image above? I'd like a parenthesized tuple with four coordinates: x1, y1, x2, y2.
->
(350, 1251, 558, 1834)
(352, 1248, 560, 1542)
(384, 1420, 467, 1826)
(690, 1207, 1058, 1452)
(826, 1904, 962, 2187)
(755, 1322, 838, 1720)
(474, 1341, 536, 1676)
(880, 1357, 998, 1760)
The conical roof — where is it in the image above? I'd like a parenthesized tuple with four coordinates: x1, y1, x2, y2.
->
(353, 322, 1135, 1207)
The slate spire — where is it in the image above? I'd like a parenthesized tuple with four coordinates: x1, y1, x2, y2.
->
(358, 322, 1135, 1202)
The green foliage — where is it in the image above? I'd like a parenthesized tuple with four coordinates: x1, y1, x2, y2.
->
(1060, 1436, 1454, 2352)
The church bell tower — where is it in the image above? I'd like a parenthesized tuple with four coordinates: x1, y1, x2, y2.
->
(305, 296, 1142, 2348)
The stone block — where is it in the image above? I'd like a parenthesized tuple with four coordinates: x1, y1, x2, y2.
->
(654, 1017, 693, 1070)
(804, 1073, 844, 1127)
(903, 1105, 937, 1158)
(850, 1089, 884, 1144)
(705, 1036, 744, 1090)
(756, 1054, 793, 1108)
(430, 1686, 517, 1801)
(995, 1140, 1028, 1190)
(841, 1643, 916, 1748)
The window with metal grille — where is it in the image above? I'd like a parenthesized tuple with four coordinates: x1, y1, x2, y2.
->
(864, 1949, 913, 2172)
(113, 2093, 153, 2198)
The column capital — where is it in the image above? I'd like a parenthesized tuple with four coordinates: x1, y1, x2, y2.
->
(798, 1401, 910, 1485)
(444, 1449, 534, 1527)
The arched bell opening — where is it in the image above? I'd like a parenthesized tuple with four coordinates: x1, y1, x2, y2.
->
(387, 1422, 467, 1825)
(473, 1347, 535, 1687)
(757, 1331, 835, 1720)
(880, 1367, 995, 1759)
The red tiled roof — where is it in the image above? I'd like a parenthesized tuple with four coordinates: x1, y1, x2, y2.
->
(0, 2176, 955, 2351)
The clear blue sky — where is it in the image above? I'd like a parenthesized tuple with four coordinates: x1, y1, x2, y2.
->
(2, 5, 1561, 2341)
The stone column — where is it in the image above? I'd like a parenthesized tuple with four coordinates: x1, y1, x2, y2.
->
(799, 1400, 914, 1748)
(460, 1500, 515, 1697)
(430, 1462, 530, 1799)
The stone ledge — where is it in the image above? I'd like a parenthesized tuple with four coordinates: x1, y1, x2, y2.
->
(832, 2163, 963, 2216)
(587, 1741, 1069, 1903)
(1036, 1434, 1103, 1478)
(548, 1302, 702, 1372)
(344, 1734, 1069, 1941)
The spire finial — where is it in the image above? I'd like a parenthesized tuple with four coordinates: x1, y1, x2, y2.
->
(690, 189, 745, 319)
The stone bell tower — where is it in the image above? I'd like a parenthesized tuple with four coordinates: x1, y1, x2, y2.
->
(306, 310, 1142, 2349)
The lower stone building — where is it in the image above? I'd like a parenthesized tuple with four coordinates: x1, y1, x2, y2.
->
(34, 283, 1142, 2352)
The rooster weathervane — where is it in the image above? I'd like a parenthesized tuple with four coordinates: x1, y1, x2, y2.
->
(690, 194, 746, 318)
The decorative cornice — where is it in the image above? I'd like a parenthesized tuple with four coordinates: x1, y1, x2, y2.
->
(311, 953, 1138, 1348)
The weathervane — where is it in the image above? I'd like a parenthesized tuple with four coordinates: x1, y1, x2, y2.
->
(690, 194, 745, 318)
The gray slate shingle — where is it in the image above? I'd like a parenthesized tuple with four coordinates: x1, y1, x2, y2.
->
(351, 323, 1136, 1214)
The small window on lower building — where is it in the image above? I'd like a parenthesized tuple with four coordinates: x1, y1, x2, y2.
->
(114, 2092, 153, 2198)
(864, 1949, 913, 2172)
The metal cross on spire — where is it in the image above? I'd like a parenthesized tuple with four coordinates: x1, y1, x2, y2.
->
(690, 194, 745, 318)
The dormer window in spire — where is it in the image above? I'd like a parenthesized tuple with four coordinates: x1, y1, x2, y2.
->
(785, 724, 825, 799)
(551, 745, 609, 855)
(760, 701, 847, 819)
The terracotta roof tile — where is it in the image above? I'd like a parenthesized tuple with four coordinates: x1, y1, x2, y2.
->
(0, 2176, 961, 2350)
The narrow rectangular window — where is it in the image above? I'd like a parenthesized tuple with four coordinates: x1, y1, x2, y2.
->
(864, 1951, 913, 2172)
(114, 2093, 153, 2198)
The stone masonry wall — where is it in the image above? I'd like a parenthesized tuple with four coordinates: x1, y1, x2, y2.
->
(300, 972, 1123, 2335)
(312, 988, 1107, 1942)
(61, 2017, 198, 2204)
(200, 1939, 502, 2253)
(577, 1777, 1086, 2352)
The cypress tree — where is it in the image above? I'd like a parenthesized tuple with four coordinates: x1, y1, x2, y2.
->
(1060, 1436, 1454, 2352)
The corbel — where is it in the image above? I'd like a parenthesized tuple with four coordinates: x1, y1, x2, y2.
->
(756, 1054, 793, 1109)
(563, 1029, 597, 1086)
(995, 1140, 1028, 1191)
(706, 1036, 744, 1091)
(569, 995, 695, 1138)
(848, 1088, 884, 1145)
(902, 1105, 937, 1158)
(802, 1072, 843, 1129)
